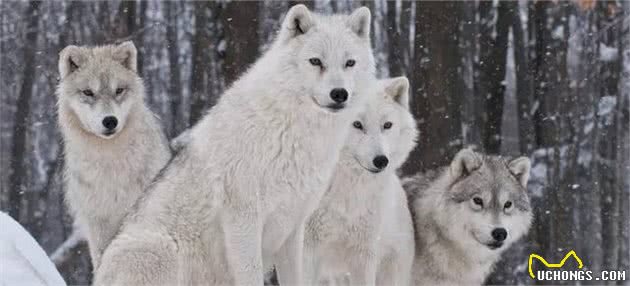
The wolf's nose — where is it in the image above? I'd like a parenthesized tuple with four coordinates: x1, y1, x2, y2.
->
(330, 88, 348, 103)
(373, 155, 389, 170)
(491, 228, 507, 242)
(102, 116, 118, 130)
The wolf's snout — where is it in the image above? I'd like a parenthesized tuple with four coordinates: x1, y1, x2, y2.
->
(373, 155, 389, 170)
(491, 228, 507, 242)
(102, 116, 118, 130)
(330, 88, 348, 103)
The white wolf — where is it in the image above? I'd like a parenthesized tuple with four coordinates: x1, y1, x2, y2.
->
(403, 148, 532, 286)
(95, 5, 375, 286)
(56, 42, 171, 268)
(303, 77, 417, 286)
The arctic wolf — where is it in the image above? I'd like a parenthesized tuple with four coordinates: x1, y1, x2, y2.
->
(95, 5, 375, 286)
(56, 41, 171, 268)
(403, 148, 532, 285)
(304, 77, 417, 286)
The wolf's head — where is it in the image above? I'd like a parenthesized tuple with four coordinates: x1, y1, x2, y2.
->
(342, 77, 417, 173)
(439, 148, 532, 257)
(275, 4, 375, 113)
(57, 41, 143, 139)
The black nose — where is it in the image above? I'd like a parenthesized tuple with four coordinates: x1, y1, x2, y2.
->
(491, 228, 508, 242)
(329, 88, 348, 104)
(102, 116, 118, 130)
(372, 155, 389, 170)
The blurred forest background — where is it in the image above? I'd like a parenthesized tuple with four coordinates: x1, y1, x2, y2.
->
(0, 0, 628, 285)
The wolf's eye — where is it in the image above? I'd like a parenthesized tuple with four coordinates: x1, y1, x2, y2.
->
(345, 59, 356, 68)
(309, 58, 322, 66)
(115, 88, 125, 95)
(353, 121, 363, 130)
(82, 89, 94, 97)
(504, 201, 512, 209)
(473, 197, 483, 207)
(383, 122, 393, 129)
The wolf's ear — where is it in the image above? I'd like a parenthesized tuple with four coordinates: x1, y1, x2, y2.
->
(384, 76, 410, 109)
(280, 4, 314, 41)
(508, 157, 531, 188)
(347, 7, 371, 40)
(59, 45, 86, 78)
(450, 148, 481, 179)
(113, 41, 138, 72)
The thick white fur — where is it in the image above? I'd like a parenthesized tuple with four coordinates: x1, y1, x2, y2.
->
(56, 42, 171, 269)
(303, 77, 417, 286)
(405, 148, 532, 286)
(95, 5, 375, 286)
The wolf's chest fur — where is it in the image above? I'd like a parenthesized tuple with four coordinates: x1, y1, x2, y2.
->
(64, 142, 150, 219)
(306, 166, 386, 246)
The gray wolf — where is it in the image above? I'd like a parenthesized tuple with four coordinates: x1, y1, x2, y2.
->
(95, 5, 375, 286)
(56, 41, 171, 269)
(303, 77, 417, 286)
(403, 148, 532, 285)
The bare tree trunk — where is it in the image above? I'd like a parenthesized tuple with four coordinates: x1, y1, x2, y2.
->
(579, 8, 604, 275)
(386, 0, 409, 77)
(598, 1, 622, 273)
(8, 1, 41, 221)
(402, 1, 463, 175)
(222, 1, 261, 86)
(164, 1, 183, 136)
(137, 0, 147, 75)
(549, 6, 572, 280)
(477, 1, 510, 154)
(459, 0, 478, 147)
(527, 4, 553, 279)
(114, 0, 137, 40)
(189, 2, 211, 125)
(512, 1, 534, 155)
(617, 0, 630, 274)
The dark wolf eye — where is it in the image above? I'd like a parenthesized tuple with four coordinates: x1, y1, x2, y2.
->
(504, 201, 512, 209)
(345, 59, 356, 67)
(309, 58, 322, 66)
(82, 89, 94, 97)
(473, 197, 483, 207)
(116, 88, 125, 95)
(353, 121, 363, 130)
(383, 122, 393, 129)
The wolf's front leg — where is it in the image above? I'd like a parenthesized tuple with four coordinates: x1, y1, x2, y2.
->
(377, 254, 413, 286)
(302, 246, 318, 285)
(86, 224, 110, 270)
(222, 209, 264, 286)
(86, 234, 102, 271)
(275, 221, 306, 286)
(348, 247, 378, 286)
(86, 217, 119, 271)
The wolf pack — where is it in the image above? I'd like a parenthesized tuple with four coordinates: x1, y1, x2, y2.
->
(55, 5, 534, 286)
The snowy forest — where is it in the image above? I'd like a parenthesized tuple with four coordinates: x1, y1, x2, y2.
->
(0, 0, 628, 285)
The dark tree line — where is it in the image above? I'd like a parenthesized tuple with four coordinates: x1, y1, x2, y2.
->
(0, 1, 628, 284)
